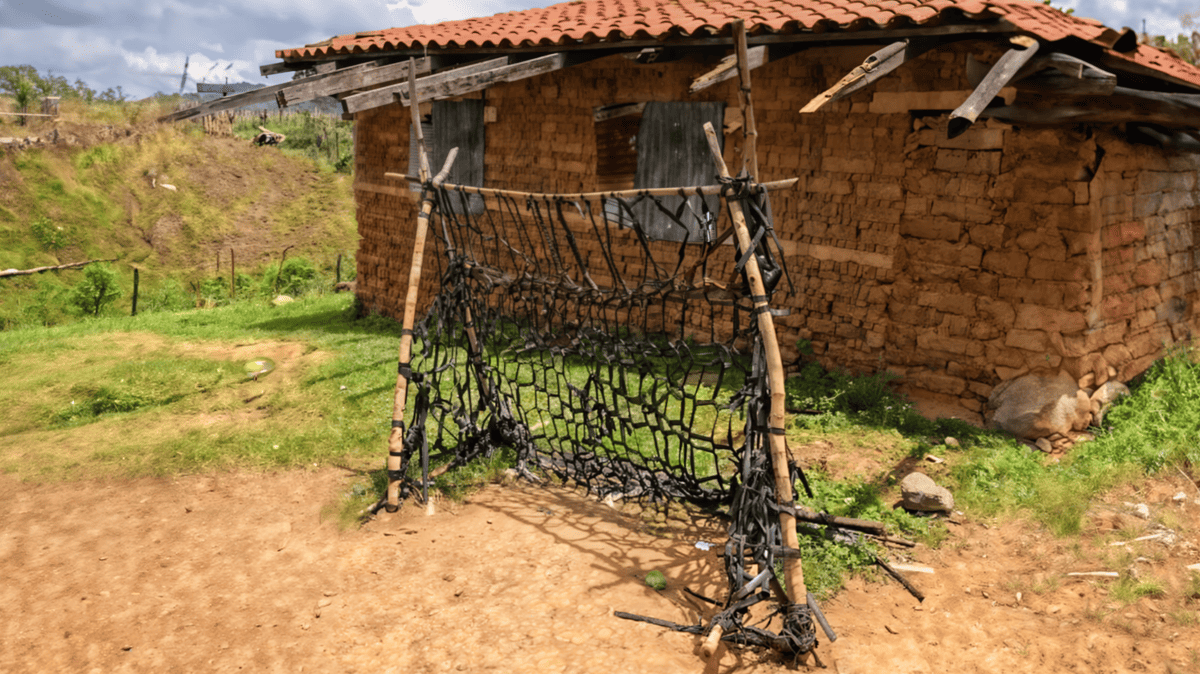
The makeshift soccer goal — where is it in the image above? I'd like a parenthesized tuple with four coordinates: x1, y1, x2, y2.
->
(373, 104, 831, 659)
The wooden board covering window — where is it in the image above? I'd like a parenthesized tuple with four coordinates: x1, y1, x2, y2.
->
(408, 100, 485, 214)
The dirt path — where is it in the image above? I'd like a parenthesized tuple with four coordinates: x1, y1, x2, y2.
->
(2, 470, 1198, 673)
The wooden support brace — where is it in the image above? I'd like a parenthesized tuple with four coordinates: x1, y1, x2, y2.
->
(1012, 52, 1117, 96)
(342, 57, 507, 114)
(394, 53, 568, 109)
(702, 119, 809, 651)
(981, 85, 1200, 127)
(948, 35, 1039, 138)
(800, 39, 937, 113)
(689, 45, 767, 94)
(382, 61, 447, 512)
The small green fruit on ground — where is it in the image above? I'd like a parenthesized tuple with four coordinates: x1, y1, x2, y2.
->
(644, 570, 667, 590)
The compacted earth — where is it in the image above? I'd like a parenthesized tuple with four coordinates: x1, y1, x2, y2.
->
(2, 468, 1199, 673)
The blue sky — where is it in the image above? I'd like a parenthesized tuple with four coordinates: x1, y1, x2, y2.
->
(0, 0, 1194, 100)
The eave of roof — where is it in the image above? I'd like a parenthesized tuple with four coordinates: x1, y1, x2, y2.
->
(276, 0, 1200, 90)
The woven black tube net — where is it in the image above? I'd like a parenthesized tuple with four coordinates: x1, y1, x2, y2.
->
(392, 181, 816, 657)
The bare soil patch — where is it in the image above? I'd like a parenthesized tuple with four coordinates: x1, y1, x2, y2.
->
(2, 469, 1198, 673)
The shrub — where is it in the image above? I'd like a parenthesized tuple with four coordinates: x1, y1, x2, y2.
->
(30, 216, 69, 251)
(264, 257, 319, 297)
(69, 263, 122, 316)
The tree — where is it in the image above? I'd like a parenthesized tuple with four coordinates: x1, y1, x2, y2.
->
(12, 76, 34, 126)
(70, 264, 122, 316)
(0, 65, 98, 101)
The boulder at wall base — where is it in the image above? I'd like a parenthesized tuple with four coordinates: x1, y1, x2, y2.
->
(987, 370, 1092, 440)
(900, 472, 954, 513)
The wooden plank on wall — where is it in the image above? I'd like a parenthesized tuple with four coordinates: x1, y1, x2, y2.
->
(396, 53, 569, 109)
(341, 57, 509, 114)
(279, 58, 432, 106)
(689, 46, 767, 94)
(160, 60, 387, 122)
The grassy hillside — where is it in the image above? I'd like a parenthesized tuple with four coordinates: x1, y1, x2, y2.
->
(0, 98, 358, 328)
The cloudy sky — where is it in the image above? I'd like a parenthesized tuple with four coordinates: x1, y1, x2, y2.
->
(0, 0, 1195, 100)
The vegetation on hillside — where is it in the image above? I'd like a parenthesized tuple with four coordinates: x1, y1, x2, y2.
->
(0, 97, 358, 331)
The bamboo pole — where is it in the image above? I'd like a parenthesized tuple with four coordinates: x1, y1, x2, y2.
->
(382, 61, 453, 513)
(701, 120, 807, 651)
(732, 19, 759, 178)
(382, 173, 799, 201)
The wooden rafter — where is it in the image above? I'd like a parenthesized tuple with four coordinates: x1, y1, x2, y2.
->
(159, 58, 429, 122)
(800, 40, 903, 112)
(947, 35, 1039, 138)
(983, 86, 1200, 128)
(1012, 53, 1117, 96)
(278, 58, 432, 107)
(396, 53, 568, 108)
(341, 56, 509, 114)
(689, 46, 767, 94)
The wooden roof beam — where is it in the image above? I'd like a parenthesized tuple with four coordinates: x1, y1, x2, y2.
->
(342, 56, 510, 114)
(343, 51, 597, 114)
(948, 35, 1039, 138)
(159, 58, 397, 122)
(395, 53, 569, 108)
(1012, 52, 1117, 96)
(799, 39, 939, 113)
(278, 57, 432, 107)
(689, 45, 767, 94)
(982, 86, 1200, 128)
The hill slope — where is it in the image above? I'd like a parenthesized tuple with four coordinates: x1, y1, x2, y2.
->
(0, 114, 357, 326)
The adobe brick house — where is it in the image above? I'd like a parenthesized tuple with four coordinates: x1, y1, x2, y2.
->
(255, 0, 1200, 423)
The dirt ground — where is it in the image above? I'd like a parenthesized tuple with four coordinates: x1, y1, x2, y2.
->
(2, 468, 1199, 674)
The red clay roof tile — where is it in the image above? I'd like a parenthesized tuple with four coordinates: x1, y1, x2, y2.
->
(277, 0, 1200, 89)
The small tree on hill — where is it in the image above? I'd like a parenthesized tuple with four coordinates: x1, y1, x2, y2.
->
(13, 77, 34, 126)
(70, 264, 122, 316)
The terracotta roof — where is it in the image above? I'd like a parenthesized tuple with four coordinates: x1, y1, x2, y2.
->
(277, 0, 1200, 89)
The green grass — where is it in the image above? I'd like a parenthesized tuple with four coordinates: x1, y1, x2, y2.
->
(0, 293, 404, 481)
(0, 119, 357, 332)
(1108, 575, 1167, 604)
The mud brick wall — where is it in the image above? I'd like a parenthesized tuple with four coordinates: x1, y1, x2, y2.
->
(352, 41, 1200, 423)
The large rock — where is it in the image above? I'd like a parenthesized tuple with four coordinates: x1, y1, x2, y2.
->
(900, 472, 954, 513)
(987, 370, 1092, 440)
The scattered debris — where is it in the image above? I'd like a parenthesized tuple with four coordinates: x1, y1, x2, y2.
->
(253, 126, 286, 146)
(1123, 502, 1151, 520)
(889, 563, 935, 574)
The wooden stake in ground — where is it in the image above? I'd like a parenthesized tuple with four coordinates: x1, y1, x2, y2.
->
(701, 120, 809, 657)
(382, 59, 453, 513)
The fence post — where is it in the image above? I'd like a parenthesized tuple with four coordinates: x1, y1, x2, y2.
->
(230, 249, 236, 299)
(131, 267, 139, 316)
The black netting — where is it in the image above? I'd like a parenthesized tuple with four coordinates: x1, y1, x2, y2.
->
(392, 180, 815, 655)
